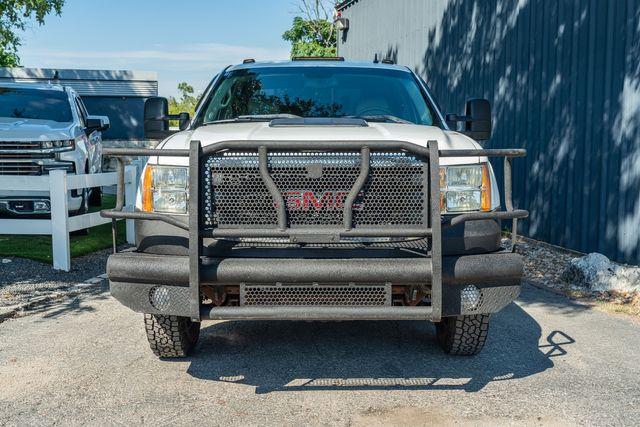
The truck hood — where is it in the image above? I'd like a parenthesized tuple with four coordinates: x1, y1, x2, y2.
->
(0, 117, 76, 142)
(154, 122, 483, 166)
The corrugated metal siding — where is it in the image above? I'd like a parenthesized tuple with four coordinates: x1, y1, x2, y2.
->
(338, 0, 640, 264)
(0, 68, 158, 97)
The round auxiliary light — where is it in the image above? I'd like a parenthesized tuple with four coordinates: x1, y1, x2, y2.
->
(460, 285, 483, 312)
(149, 286, 170, 310)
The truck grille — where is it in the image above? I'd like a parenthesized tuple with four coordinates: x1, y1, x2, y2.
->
(240, 284, 391, 306)
(0, 141, 40, 150)
(203, 151, 428, 229)
(0, 162, 42, 175)
(0, 141, 54, 160)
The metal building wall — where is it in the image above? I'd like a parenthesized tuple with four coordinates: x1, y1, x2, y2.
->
(337, 0, 640, 264)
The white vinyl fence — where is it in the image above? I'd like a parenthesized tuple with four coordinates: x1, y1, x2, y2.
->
(0, 166, 137, 271)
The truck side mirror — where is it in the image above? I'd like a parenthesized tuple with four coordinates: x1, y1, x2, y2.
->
(446, 98, 492, 141)
(144, 97, 170, 140)
(85, 115, 110, 133)
(144, 97, 191, 139)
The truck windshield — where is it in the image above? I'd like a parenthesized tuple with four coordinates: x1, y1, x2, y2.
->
(0, 87, 73, 123)
(200, 66, 435, 126)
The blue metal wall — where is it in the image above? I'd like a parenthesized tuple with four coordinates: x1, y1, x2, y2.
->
(338, 0, 640, 264)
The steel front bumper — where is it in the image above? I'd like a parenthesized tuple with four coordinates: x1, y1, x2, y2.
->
(107, 251, 522, 321)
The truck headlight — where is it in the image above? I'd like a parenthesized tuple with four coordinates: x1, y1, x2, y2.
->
(141, 165, 188, 214)
(440, 164, 492, 213)
(41, 139, 75, 151)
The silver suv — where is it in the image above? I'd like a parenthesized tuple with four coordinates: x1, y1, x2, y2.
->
(0, 82, 109, 216)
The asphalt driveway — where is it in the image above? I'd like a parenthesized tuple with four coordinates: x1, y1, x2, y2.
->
(0, 282, 638, 426)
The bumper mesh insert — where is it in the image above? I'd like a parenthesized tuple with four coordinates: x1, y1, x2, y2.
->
(240, 284, 391, 306)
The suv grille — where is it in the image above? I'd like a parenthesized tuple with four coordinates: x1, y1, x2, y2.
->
(203, 151, 428, 229)
(240, 284, 391, 306)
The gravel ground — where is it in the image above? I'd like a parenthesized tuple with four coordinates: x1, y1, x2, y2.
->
(0, 248, 114, 307)
(507, 236, 640, 315)
(1, 283, 639, 426)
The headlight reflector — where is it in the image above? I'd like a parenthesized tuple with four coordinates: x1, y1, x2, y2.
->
(440, 163, 492, 213)
(445, 165, 483, 187)
(142, 165, 188, 214)
(445, 190, 481, 212)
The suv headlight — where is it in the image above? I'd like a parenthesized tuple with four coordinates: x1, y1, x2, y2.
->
(141, 165, 188, 214)
(439, 163, 491, 212)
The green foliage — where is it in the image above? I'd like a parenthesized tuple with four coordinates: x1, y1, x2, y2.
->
(168, 82, 199, 117)
(282, 15, 337, 58)
(0, 0, 65, 67)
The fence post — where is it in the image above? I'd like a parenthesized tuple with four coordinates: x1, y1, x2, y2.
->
(49, 170, 70, 271)
(125, 164, 137, 244)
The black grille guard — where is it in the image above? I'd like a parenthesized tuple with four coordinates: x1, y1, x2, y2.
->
(101, 139, 528, 321)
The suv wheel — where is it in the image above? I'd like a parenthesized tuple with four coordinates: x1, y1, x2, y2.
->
(435, 314, 490, 356)
(144, 314, 200, 358)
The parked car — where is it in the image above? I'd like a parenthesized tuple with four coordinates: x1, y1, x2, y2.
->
(0, 82, 109, 216)
(103, 59, 528, 358)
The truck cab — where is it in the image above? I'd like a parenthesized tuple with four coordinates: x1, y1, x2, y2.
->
(103, 60, 528, 358)
(0, 82, 109, 216)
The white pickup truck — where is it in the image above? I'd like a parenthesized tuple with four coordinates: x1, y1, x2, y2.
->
(0, 82, 109, 216)
(103, 59, 528, 358)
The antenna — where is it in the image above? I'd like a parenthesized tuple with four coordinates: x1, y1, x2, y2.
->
(373, 53, 379, 64)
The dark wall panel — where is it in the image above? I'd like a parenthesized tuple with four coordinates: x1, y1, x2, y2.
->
(82, 97, 148, 140)
(338, 0, 640, 264)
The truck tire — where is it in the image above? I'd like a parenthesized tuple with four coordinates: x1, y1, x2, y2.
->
(435, 314, 490, 356)
(144, 314, 200, 358)
(88, 187, 102, 207)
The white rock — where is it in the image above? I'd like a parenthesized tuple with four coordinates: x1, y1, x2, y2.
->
(1, 259, 11, 264)
(562, 253, 640, 292)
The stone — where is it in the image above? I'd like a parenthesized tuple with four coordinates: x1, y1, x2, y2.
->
(562, 253, 640, 292)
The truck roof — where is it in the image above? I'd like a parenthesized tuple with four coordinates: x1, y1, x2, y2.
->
(228, 59, 411, 73)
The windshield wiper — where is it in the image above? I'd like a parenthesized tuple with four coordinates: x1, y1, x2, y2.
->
(347, 115, 413, 124)
(205, 114, 301, 125)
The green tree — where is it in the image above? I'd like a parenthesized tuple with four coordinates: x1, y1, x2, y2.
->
(282, 0, 337, 58)
(0, 0, 65, 67)
(168, 82, 199, 125)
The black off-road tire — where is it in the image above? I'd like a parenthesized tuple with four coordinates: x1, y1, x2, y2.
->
(435, 314, 490, 356)
(144, 314, 200, 358)
(88, 187, 102, 207)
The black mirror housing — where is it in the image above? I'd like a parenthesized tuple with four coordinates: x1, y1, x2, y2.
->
(144, 97, 170, 139)
(144, 97, 191, 139)
(446, 98, 492, 141)
(85, 115, 110, 133)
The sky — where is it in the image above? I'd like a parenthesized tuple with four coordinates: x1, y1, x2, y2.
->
(16, 0, 295, 98)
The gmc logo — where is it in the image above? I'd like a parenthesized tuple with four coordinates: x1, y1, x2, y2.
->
(284, 191, 363, 211)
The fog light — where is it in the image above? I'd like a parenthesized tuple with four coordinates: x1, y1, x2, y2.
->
(149, 286, 170, 310)
(460, 285, 483, 311)
(34, 201, 50, 212)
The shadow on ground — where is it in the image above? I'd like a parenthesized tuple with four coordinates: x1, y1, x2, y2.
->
(185, 285, 577, 393)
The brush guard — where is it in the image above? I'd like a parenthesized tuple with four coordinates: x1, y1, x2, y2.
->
(102, 140, 527, 321)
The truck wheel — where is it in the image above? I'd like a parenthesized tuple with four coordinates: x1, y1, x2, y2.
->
(435, 314, 490, 356)
(88, 187, 102, 207)
(144, 314, 200, 358)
